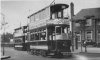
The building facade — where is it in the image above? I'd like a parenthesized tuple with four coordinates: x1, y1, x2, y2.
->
(73, 8, 100, 47)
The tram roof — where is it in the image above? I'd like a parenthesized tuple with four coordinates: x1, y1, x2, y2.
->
(14, 25, 27, 31)
(28, 3, 69, 18)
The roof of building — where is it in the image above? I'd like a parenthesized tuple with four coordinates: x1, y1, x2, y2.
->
(73, 8, 100, 20)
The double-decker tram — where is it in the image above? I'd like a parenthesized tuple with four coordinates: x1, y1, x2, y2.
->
(13, 26, 28, 51)
(14, 37, 25, 50)
(27, 3, 71, 57)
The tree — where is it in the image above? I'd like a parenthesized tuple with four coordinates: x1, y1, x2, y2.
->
(1, 32, 13, 43)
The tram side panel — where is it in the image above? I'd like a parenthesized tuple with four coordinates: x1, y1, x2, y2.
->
(48, 40, 71, 52)
(28, 39, 71, 56)
(14, 36, 27, 51)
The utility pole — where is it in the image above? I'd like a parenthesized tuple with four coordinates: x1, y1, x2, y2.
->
(70, 2, 74, 52)
(27, 9, 31, 42)
(1, 13, 8, 56)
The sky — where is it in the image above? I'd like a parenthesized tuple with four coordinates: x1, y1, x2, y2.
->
(0, 0, 100, 34)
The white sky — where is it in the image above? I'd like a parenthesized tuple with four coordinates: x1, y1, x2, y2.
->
(1, 0, 100, 34)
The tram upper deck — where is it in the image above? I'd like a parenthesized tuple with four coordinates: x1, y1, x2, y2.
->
(28, 3, 69, 30)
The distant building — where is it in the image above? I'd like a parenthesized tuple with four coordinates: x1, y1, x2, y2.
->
(73, 8, 100, 47)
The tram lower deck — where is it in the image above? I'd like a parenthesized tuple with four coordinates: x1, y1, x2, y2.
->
(27, 40, 71, 56)
(27, 24, 72, 56)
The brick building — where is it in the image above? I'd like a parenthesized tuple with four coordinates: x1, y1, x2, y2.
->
(73, 8, 100, 47)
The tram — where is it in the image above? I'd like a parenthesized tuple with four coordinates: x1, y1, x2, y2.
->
(27, 3, 71, 57)
(13, 26, 28, 51)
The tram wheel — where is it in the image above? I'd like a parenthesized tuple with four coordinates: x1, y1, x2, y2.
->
(41, 50, 47, 57)
(27, 50, 31, 54)
(34, 50, 37, 55)
(30, 50, 34, 55)
(27, 50, 34, 55)
(35, 50, 40, 56)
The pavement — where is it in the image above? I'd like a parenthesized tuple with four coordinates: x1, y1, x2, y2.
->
(72, 46, 100, 53)
(1, 56, 11, 59)
(1, 47, 11, 60)
(71, 46, 100, 58)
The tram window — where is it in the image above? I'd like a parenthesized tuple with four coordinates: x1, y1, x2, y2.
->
(32, 34, 34, 40)
(56, 26, 68, 34)
(37, 33, 39, 40)
(58, 11, 62, 18)
(15, 39, 22, 43)
(31, 34, 34, 41)
(56, 27, 61, 34)
(41, 32, 46, 40)
(51, 12, 58, 19)
(34, 33, 39, 40)
(62, 27, 67, 33)
(63, 9, 69, 19)
(52, 13, 55, 19)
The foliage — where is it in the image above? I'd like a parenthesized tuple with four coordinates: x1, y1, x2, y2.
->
(1, 32, 13, 43)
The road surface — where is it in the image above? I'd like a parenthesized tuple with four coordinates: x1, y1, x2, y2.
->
(1, 47, 100, 60)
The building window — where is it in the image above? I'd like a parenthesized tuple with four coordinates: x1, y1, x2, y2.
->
(98, 31, 100, 35)
(86, 31, 92, 41)
(97, 21, 100, 25)
(85, 19, 92, 26)
(76, 33, 81, 42)
(75, 22, 80, 27)
(97, 30, 100, 43)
